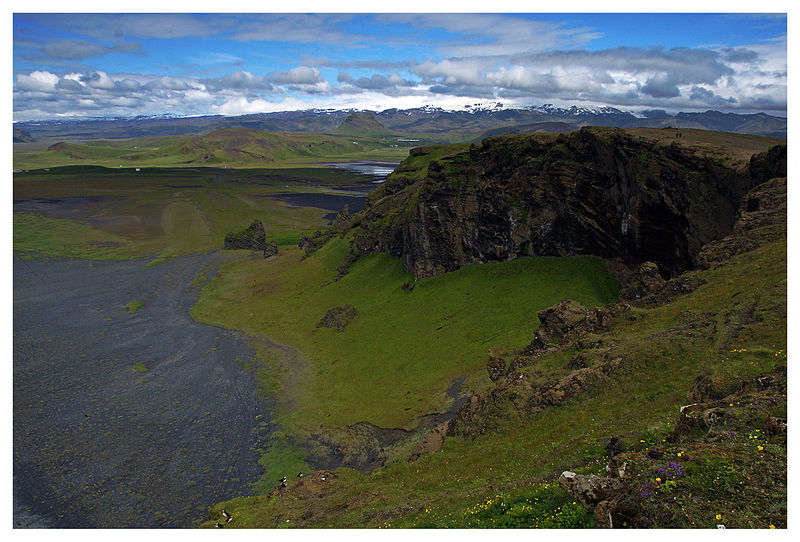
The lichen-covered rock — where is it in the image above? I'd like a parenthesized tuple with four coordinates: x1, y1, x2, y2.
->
(524, 300, 628, 354)
(486, 354, 506, 382)
(558, 471, 626, 511)
(408, 421, 450, 462)
(524, 300, 589, 352)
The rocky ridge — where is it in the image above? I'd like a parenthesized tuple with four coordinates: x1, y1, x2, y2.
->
(333, 127, 785, 281)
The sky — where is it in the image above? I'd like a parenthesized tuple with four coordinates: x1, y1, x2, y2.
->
(11, 5, 790, 121)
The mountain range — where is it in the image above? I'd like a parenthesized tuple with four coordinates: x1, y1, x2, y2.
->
(14, 105, 787, 143)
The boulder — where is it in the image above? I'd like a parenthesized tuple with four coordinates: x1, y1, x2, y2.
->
(316, 305, 357, 332)
(524, 300, 588, 352)
(558, 471, 625, 511)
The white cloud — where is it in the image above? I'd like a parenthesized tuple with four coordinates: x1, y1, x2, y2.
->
(81, 71, 116, 90)
(268, 66, 324, 85)
(213, 96, 296, 116)
(16, 70, 59, 92)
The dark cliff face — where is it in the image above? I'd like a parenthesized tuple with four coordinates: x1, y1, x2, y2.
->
(348, 127, 786, 280)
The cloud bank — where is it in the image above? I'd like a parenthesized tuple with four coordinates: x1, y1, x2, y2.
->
(12, 13, 787, 120)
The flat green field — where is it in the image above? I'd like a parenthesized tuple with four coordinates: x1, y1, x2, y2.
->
(13, 129, 416, 170)
(13, 166, 359, 261)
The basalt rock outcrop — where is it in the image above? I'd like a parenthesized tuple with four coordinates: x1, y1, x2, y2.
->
(698, 176, 786, 269)
(345, 128, 786, 280)
(224, 219, 279, 258)
(443, 174, 786, 442)
(225, 219, 266, 251)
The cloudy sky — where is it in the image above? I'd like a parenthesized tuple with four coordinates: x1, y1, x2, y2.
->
(12, 8, 788, 121)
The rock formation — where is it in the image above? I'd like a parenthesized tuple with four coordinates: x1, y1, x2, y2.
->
(345, 128, 786, 280)
(443, 167, 787, 442)
(224, 219, 279, 258)
(224, 219, 267, 251)
(316, 305, 357, 332)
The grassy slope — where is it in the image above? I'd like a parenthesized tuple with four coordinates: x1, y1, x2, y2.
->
(191, 238, 619, 432)
(203, 216, 785, 529)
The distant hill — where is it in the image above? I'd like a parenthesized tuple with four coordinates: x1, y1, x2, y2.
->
(14, 126, 413, 169)
(334, 112, 393, 136)
(474, 121, 578, 140)
(13, 127, 35, 142)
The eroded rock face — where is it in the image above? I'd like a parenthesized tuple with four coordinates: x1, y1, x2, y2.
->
(408, 421, 450, 462)
(349, 129, 786, 280)
(698, 177, 786, 268)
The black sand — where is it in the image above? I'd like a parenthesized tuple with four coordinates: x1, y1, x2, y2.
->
(13, 252, 271, 528)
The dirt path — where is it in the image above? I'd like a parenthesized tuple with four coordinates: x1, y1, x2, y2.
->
(13, 252, 273, 528)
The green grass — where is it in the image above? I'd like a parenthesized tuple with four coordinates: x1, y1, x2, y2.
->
(125, 301, 145, 314)
(133, 363, 149, 373)
(13, 212, 142, 260)
(192, 237, 619, 432)
(402, 479, 595, 528)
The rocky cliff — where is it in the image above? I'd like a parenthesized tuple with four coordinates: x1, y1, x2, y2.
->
(341, 127, 785, 280)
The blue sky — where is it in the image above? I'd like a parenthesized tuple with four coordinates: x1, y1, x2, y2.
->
(12, 8, 789, 120)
